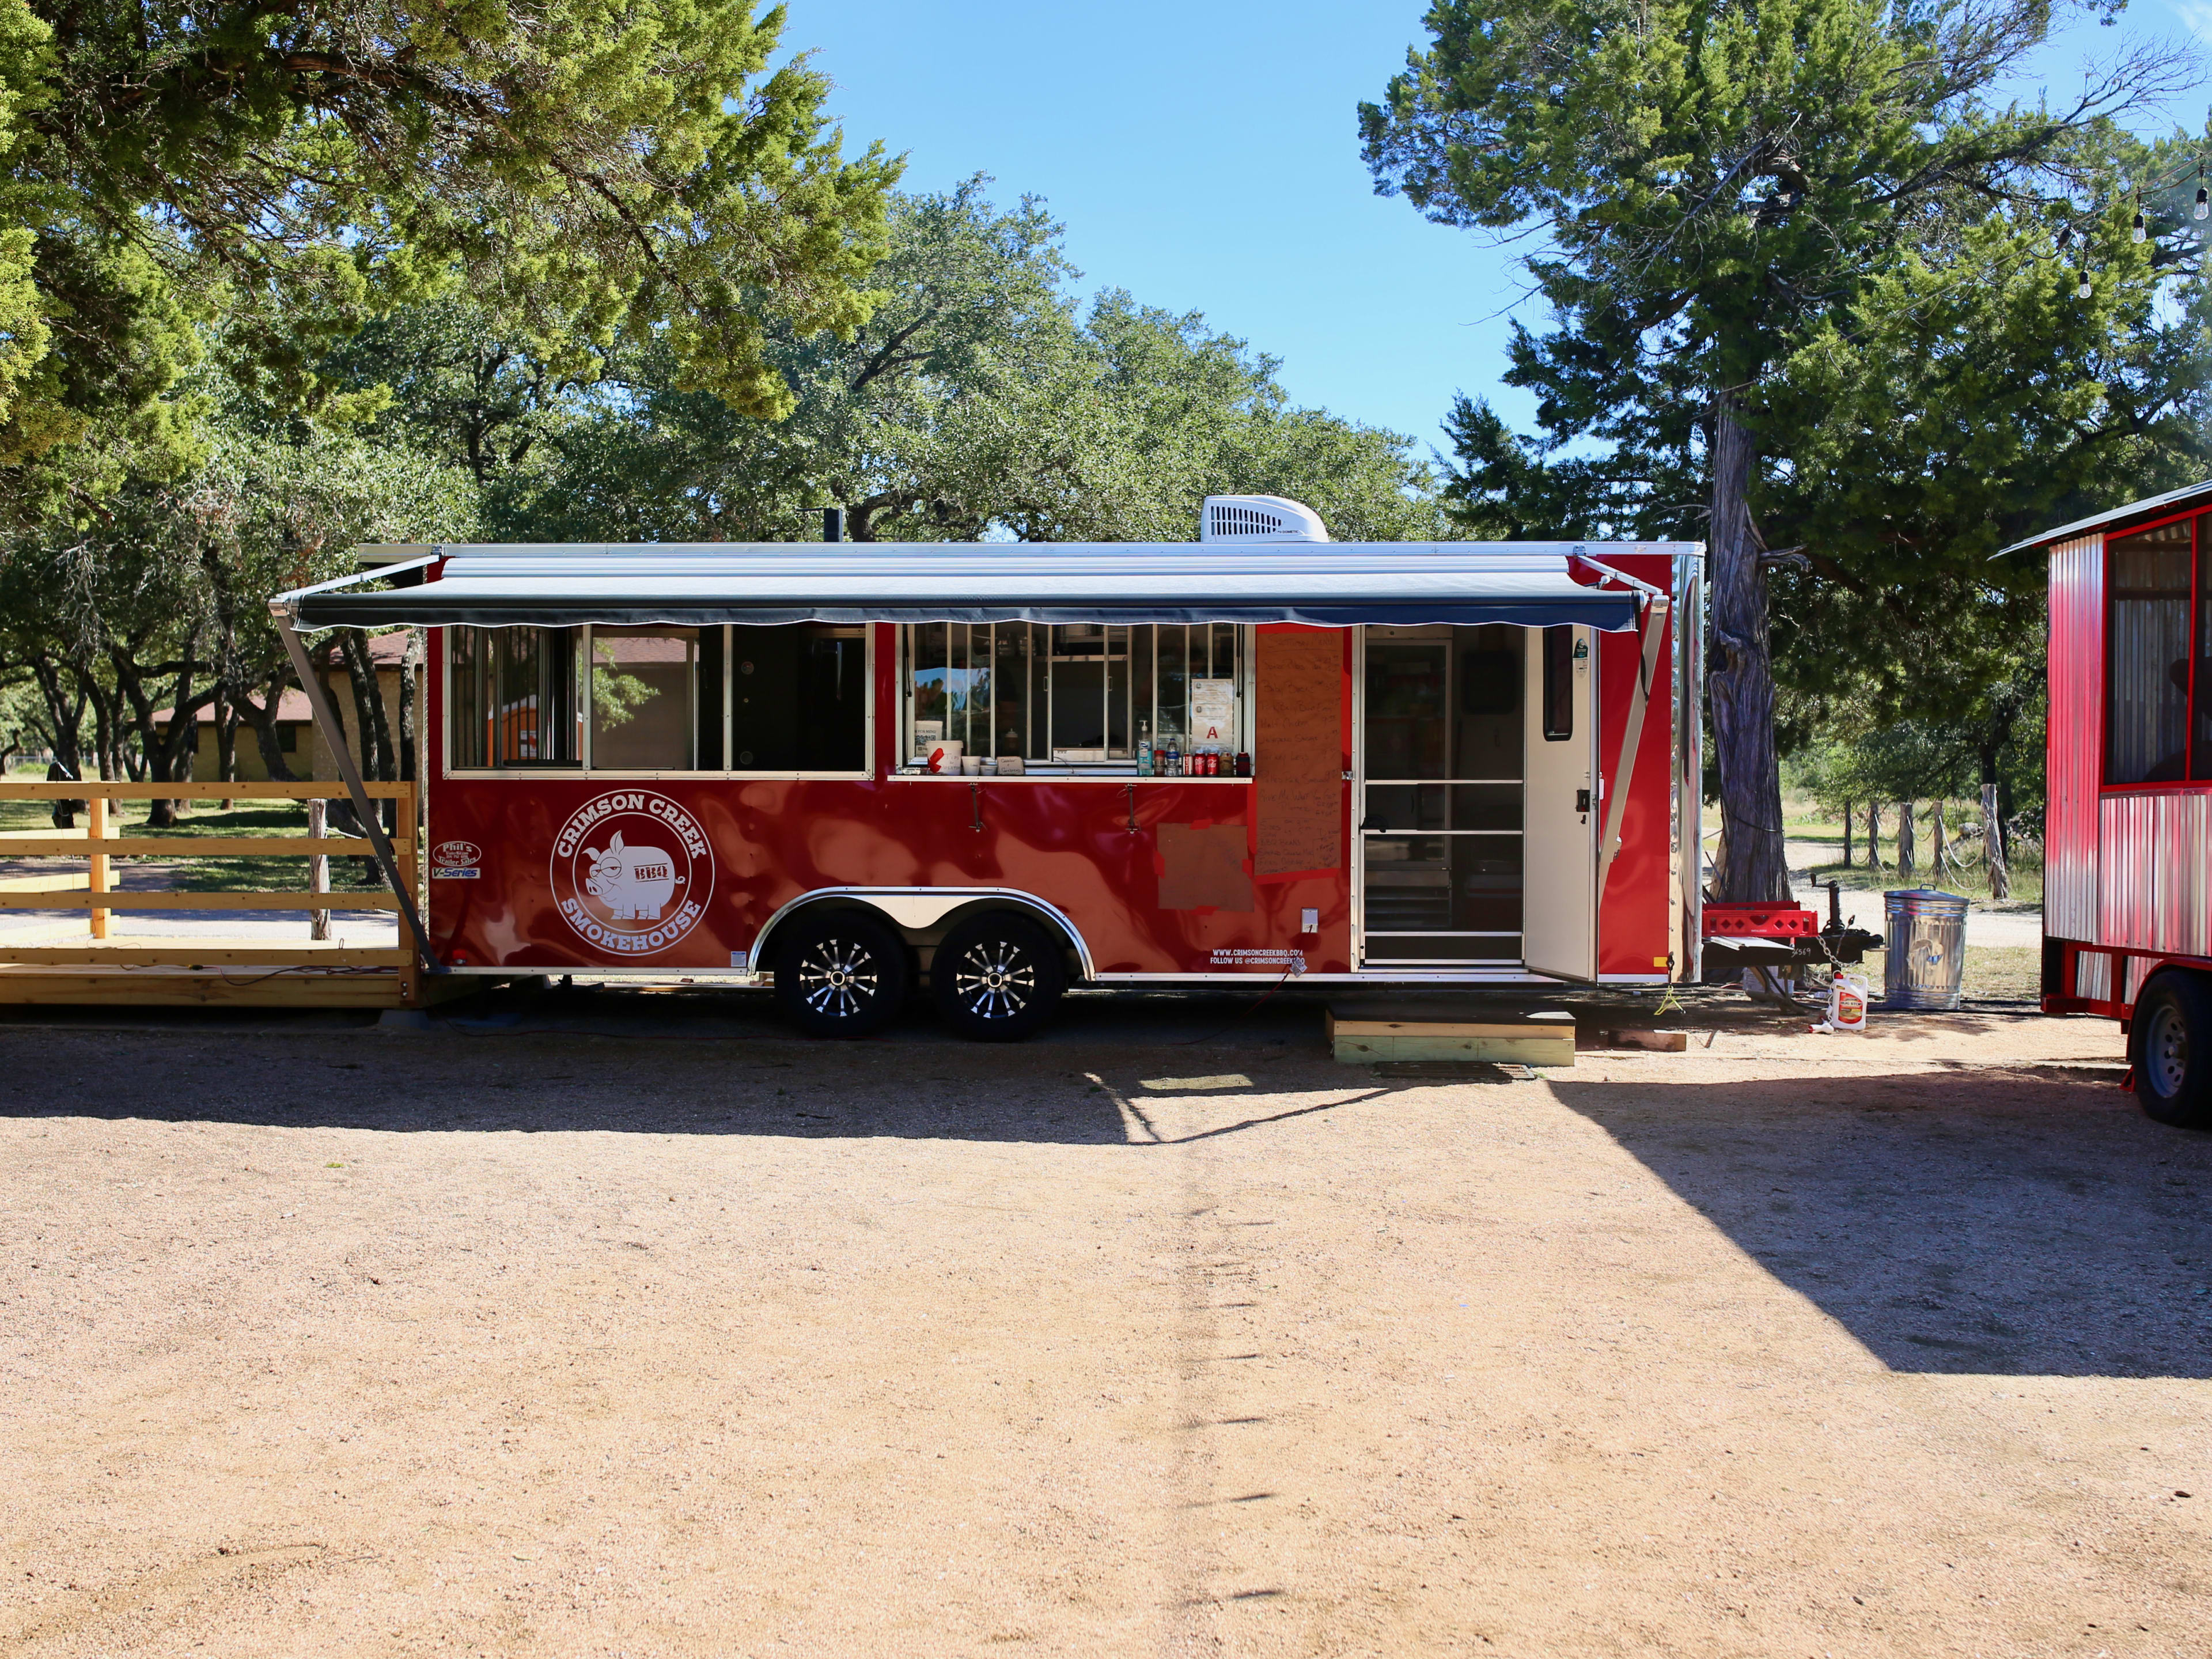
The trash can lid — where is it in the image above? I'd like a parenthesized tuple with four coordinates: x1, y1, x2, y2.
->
(1884, 887, 1968, 910)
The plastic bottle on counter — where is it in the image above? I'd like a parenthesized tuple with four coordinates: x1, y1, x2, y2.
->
(1137, 721, 1153, 777)
(1233, 751, 1251, 777)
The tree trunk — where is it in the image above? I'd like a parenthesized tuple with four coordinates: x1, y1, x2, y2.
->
(215, 695, 239, 799)
(1841, 800, 1854, 869)
(339, 630, 399, 839)
(397, 631, 421, 785)
(1979, 753, 2010, 901)
(241, 664, 299, 783)
(1866, 801, 1883, 872)
(1896, 800, 1916, 878)
(1705, 393, 1789, 902)
(26, 656, 86, 825)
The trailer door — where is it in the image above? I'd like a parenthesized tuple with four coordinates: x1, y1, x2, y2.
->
(1522, 624, 1598, 982)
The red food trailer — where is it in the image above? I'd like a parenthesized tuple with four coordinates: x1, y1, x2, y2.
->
(2009, 479, 2212, 1125)
(270, 497, 1706, 1039)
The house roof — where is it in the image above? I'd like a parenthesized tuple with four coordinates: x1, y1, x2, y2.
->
(151, 688, 313, 726)
(271, 542, 1696, 632)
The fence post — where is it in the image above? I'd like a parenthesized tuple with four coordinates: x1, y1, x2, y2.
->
(88, 793, 108, 940)
(308, 796, 330, 941)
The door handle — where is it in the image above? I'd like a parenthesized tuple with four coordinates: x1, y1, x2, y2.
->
(1575, 788, 1590, 813)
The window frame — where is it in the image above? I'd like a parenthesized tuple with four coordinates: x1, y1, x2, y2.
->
(2101, 506, 2206, 791)
(895, 622, 1253, 777)
(442, 622, 875, 782)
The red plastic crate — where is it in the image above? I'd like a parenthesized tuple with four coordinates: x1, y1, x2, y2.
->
(1702, 902, 1819, 940)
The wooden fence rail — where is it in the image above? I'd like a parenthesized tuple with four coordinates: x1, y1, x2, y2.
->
(0, 778, 421, 1007)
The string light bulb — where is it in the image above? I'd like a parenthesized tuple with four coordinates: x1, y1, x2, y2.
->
(2077, 267, 2093, 300)
(2133, 205, 2147, 243)
(2196, 183, 2208, 221)
(2057, 225, 2074, 251)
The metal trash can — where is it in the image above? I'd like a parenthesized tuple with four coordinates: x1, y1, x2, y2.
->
(1883, 889, 1969, 1009)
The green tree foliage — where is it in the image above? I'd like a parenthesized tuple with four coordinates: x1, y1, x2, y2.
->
(0, 387, 476, 815)
(331, 181, 1445, 543)
(1361, 0, 2195, 900)
(0, 0, 897, 514)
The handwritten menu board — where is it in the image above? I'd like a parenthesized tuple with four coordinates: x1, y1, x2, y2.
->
(1255, 628, 1343, 877)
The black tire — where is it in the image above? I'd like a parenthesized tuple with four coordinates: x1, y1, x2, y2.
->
(930, 914, 1066, 1042)
(2131, 972, 2212, 1129)
(772, 910, 908, 1039)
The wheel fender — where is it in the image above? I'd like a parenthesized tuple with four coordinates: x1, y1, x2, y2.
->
(749, 887, 1093, 979)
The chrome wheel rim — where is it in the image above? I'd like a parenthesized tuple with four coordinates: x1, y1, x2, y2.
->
(795, 936, 881, 1020)
(951, 938, 1037, 1021)
(2146, 1003, 2189, 1098)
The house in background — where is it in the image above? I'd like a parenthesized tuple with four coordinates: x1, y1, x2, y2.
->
(154, 630, 425, 783)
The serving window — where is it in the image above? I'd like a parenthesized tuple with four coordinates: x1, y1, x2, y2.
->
(2105, 516, 2203, 785)
(446, 624, 867, 775)
(902, 623, 1245, 771)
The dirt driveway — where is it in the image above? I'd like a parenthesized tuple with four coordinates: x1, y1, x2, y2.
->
(1, 993, 2207, 1657)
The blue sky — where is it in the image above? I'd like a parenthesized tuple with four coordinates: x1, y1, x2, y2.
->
(785, 2, 2208, 464)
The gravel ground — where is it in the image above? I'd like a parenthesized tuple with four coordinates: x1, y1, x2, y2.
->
(2, 993, 2208, 1658)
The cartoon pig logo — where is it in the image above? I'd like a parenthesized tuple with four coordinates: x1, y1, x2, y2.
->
(550, 791, 713, 956)
(581, 831, 680, 921)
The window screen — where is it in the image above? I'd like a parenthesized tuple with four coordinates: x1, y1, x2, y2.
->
(904, 623, 1243, 767)
(729, 623, 867, 772)
(591, 628, 697, 770)
(2107, 520, 2193, 784)
(449, 626, 581, 768)
(1540, 626, 1575, 742)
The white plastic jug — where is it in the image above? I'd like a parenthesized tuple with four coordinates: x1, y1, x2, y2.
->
(1829, 971, 1869, 1033)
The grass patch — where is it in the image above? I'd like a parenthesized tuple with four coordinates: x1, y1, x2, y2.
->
(1796, 858, 2042, 908)
(1847, 946, 2041, 1003)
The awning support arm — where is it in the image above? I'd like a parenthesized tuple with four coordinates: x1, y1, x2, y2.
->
(275, 612, 445, 976)
(1597, 595, 1669, 892)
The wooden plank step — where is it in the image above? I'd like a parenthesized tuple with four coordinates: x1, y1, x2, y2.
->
(1327, 1005, 1575, 1066)
(0, 967, 408, 1008)
(0, 945, 409, 967)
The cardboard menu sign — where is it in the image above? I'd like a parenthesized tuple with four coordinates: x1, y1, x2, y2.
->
(1254, 628, 1343, 877)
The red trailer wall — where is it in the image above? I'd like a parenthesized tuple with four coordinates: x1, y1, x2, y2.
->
(1590, 552, 1679, 979)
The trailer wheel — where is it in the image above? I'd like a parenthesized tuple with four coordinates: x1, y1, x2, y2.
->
(931, 914, 1066, 1041)
(2131, 973, 2212, 1129)
(773, 910, 908, 1039)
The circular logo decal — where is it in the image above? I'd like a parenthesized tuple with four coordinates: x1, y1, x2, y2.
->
(549, 791, 714, 956)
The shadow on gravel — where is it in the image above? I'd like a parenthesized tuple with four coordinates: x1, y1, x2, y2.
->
(1554, 1070, 2212, 1379)
(0, 984, 1380, 1147)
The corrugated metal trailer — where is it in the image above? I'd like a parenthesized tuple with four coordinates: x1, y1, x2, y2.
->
(2008, 481, 2212, 1126)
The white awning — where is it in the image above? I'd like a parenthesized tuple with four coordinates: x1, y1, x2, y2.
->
(274, 540, 1696, 631)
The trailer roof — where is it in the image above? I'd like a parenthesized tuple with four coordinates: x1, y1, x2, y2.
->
(1997, 479, 2212, 556)
(274, 541, 1694, 631)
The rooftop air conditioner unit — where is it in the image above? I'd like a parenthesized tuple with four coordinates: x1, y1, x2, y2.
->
(1198, 495, 1330, 544)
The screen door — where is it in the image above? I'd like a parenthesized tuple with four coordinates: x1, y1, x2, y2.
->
(1357, 626, 1526, 966)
